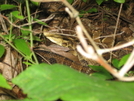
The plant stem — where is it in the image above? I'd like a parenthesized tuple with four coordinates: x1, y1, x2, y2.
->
(9, 13, 13, 42)
(25, 0, 38, 64)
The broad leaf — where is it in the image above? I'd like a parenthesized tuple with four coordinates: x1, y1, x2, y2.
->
(67, 0, 74, 4)
(0, 4, 17, 11)
(0, 74, 11, 89)
(96, 0, 104, 5)
(82, 0, 88, 2)
(89, 65, 113, 79)
(13, 63, 134, 101)
(114, 0, 125, 3)
(11, 11, 24, 19)
(13, 39, 31, 57)
(118, 54, 130, 68)
(6, 99, 38, 101)
(31, 1, 40, 6)
(112, 58, 119, 69)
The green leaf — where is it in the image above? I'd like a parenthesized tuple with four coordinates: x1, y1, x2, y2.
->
(2, 34, 15, 40)
(20, 27, 31, 36)
(118, 54, 130, 68)
(89, 65, 113, 79)
(13, 39, 31, 57)
(31, 1, 40, 6)
(82, 0, 87, 2)
(33, 18, 48, 26)
(127, 71, 134, 77)
(0, 45, 5, 58)
(79, 10, 86, 17)
(11, 11, 24, 19)
(91, 72, 111, 80)
(114, 0, 125, 3)
(67, 0, 74, 4)
(20, 27, 40, 41)
(33, 36, 41, 41)
(0, 74, 11, 89)
(0, 4, 17, 11)
(79, 8, 98, 17)
(12, 63, 134, 101)
(23, 61, 33, 66)
(96, 0, 104, 5)
(87, 8, 98, 13)
(112, 59, 120, 69)
(7, 98, 38, 101)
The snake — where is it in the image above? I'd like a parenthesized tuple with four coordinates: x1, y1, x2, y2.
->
(35, 3, 133, 74)
(34, 50, 93, 74)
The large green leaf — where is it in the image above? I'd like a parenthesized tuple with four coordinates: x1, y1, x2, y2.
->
(4, 98, 37, 101)
(12, 63, 134, 101)
(13, 39, 31, 57)
(0, 74, 11, 89)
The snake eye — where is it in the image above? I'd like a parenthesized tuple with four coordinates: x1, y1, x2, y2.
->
(49, 58, 57, 64)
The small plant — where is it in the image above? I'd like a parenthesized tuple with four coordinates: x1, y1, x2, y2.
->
(112, 54, 130, 69)
(96, 0, 125, 5)
(79, 8, 98, 17)
(89, 54, 131, 80)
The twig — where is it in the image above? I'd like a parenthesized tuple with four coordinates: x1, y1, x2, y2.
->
(75, 16, 99, 50)
(76, 26, 118, 75)
(76, 26, 134, 81)
(0, 13, 8, 34)
(98, 39, 134, 55)
(109, 3, 123, 62)
(1, 14, 54, 32)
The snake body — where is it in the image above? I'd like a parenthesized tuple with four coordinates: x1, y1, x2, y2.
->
(35, 50, 92, 74)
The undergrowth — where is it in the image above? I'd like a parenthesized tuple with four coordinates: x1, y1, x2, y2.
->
(0, 0, 133, 101)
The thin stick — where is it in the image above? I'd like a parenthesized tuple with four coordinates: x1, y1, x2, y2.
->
(109, 3, 123, 62)
(98, 39, 134, 55)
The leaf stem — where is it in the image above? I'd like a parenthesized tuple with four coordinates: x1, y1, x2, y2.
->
(25, 0, 38, 64)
